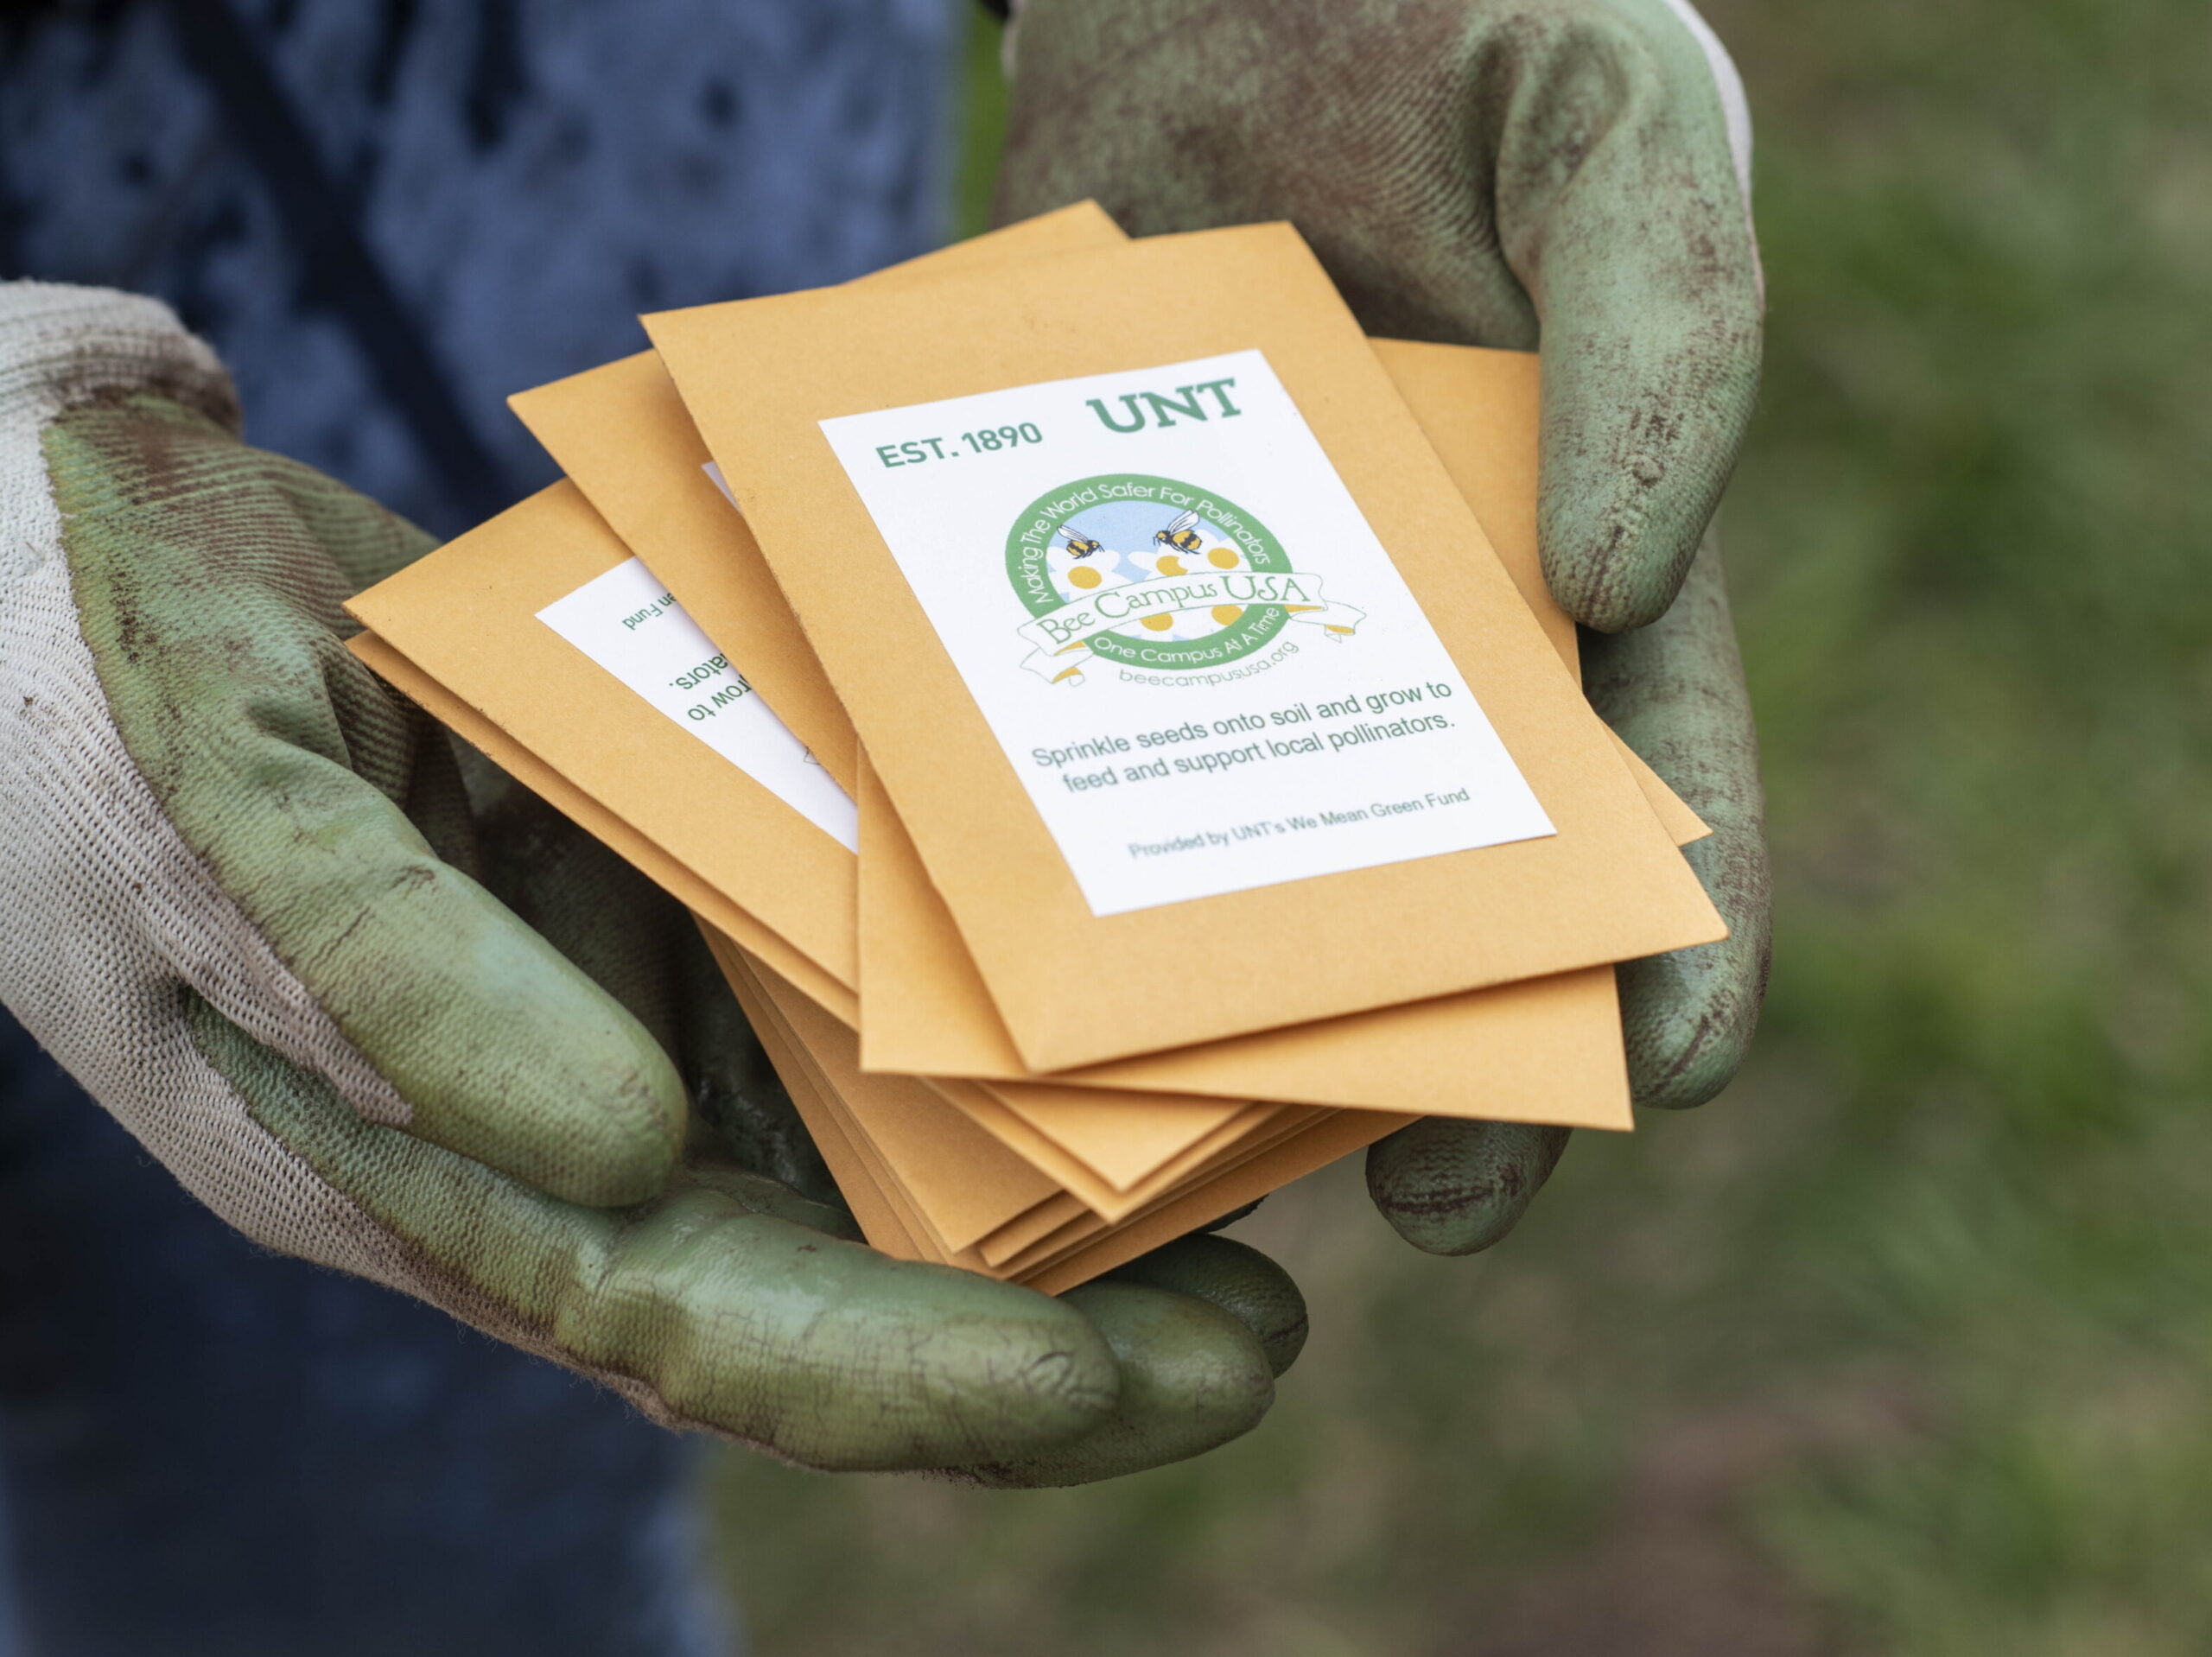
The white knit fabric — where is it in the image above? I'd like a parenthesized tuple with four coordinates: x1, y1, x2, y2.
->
(0, 280, 429, 1288)
(0, 285, 868, 1435)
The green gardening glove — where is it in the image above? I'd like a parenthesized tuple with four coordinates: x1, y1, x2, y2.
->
(0, 280, 1305, 1482)
(996, 0, 1772, 1249)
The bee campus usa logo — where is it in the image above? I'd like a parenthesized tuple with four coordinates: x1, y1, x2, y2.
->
(1005, 473, 1365, 685)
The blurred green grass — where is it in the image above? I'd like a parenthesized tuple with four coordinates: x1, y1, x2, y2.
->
(710, 3, 2212, 1650)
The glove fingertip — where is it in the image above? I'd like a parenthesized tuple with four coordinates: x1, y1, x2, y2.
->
(1365, 1119, 1570, 1257)
(394, 990, 690, 1209)
(1619, 905, 1770, 1113)
(1537, 312, 1762, 635)
(1104, 1233, 1308, 1377)
(952, 1284, 1274, 1489)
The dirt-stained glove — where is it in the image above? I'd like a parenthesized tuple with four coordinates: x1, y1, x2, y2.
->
(995, 0, 1772, 1252)
(0, 280, 1300, 1481)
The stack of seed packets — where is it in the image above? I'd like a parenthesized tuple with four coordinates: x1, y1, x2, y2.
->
(344, 203, 1723, 1293)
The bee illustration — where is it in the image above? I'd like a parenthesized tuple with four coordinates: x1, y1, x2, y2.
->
(1154, 511, 1204, 555)
(1058, 525, 1103, 560)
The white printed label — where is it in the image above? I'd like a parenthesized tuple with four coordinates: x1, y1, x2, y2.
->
(535, 558, 857, 852)
(819, 348, 1554, 916)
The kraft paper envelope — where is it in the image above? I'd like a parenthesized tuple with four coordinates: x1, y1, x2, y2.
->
(744, 981, 1405, 1290)
(340, 221, 1674, 1283)
(728, 968, 925, 1258)
(344, 478, 862, 994)
(346, 627, 854, 1017)
(351, 602, 1382, 1272)
(353, 271, 1698, 1213)
(349, 625, 1283, 1227)
(695, 928, 1157, 1276)
(334, 656, 1276, 1214)
(355, 579, 1634, 1137)
(979, 1196, 1090, 1267)
(342, 485, 1279, 1197)
(344, 632, 1173, 1241)
(508, 201, 1128, 795)
(855, 739, 1638, 1121)
(851, 341, 1707, 1113)
(927, 1076, 1296, 1223)
(716, 948, 1055, 1256)
(994, 1105, 1355, 1285)
(710, 935, 1008, 1267)
(709, 928, 1409, 1289)
(703, 931, 1111, 1277)
(994, 1108, 1417, 1294)
(493, 331, 1700, 1127)
(341, 481, 1643, 1138)
(352, 596, 1399, 1279)
(645, 222, 1726, 1071)
(513, 338, 1697, 838)
(503, 195, 1688, 853)
(506, 212, 1700, 1123)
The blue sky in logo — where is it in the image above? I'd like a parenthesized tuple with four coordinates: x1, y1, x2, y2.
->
(1058, 499, 1236, 557)
(1042, 497, 1256, 641)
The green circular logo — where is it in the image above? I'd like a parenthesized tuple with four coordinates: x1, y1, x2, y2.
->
(1005, 473, 1293, 672)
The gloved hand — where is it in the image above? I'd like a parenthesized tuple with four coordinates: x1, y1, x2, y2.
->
(0, 281, 1305, 1482)
(995, 0, 1772, 1250)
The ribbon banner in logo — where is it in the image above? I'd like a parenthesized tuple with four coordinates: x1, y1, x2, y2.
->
(1017, 568, 1364, 682)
